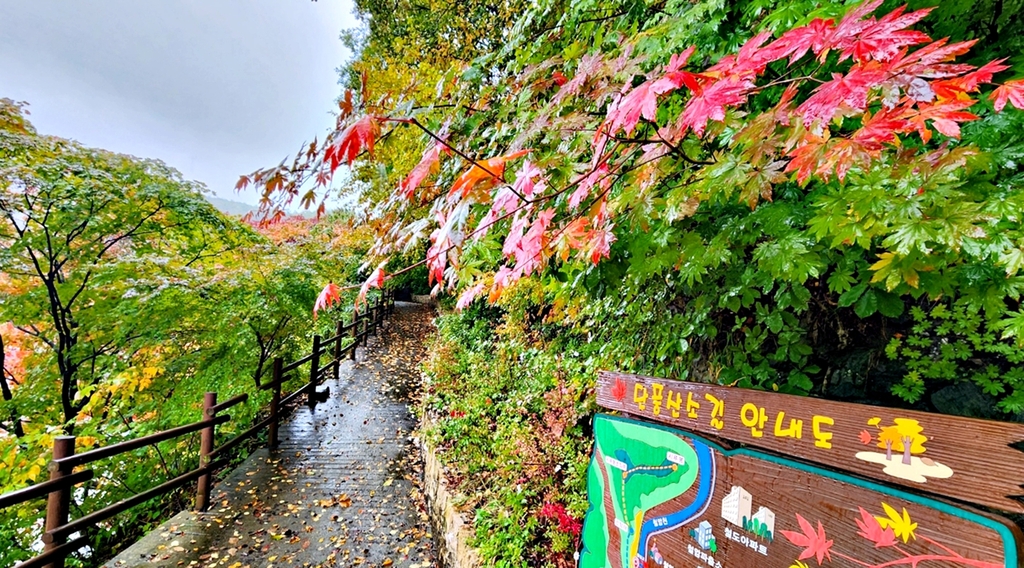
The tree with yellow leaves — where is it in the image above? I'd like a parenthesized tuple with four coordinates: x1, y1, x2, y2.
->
(872, 418, 927, 465)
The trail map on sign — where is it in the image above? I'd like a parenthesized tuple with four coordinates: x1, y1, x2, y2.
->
(580, 415, 715, 568)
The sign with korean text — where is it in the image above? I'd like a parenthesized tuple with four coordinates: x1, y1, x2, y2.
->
(596, 371, 1024, 513)
(580, 414, 1023, 568)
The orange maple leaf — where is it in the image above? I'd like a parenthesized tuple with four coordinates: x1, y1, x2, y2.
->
(448, 150, 531, 200)
(859, 430, 874, 444)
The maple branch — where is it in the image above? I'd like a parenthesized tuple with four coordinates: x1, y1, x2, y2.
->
(385, 117, 537, 205)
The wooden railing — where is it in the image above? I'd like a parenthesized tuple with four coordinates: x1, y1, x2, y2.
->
(0, 291, 396, 568)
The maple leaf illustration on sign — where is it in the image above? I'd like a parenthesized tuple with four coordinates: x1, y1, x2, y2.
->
(781, 513, 834, 565)
(855, 506, 897, 548)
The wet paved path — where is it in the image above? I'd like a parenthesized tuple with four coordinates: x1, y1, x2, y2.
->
(106, 302, 437, 568)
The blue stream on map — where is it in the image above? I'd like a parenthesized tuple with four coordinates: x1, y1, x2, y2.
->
(636, 441, 715, 556)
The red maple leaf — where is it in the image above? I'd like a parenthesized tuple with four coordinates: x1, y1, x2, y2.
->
(820, 0, 884, 60)
(610, 378, 628, 402)
(855, 506, 898, 548)
(400, 144, 443, 200)
(357, 263, 387, 309)
(602, 47, 698, 137)
(313, 282, 342, 318)
(677, 75, 755, 136)
(944, 58, 1008, 93)
(784, 132, 829, 185)
(587, 224, 616, 264)
(708, 31, 779, 77)
(325, 115, 380, 171)
(455, 281, 486, 311)
(992, 79, 1024, 112)
(901, 99, 978, 143)
(811, 107, 908, 182)
(838, 5, 933, 63)
(768, 18, 835, 65)
(781, 513, 833, 565)
(859, 430, 874, 444)
(797, 64, 889, 126)
(552, 53, 604, 105)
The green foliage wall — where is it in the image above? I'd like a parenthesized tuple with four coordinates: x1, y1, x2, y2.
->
(397, 0, 1024, 565)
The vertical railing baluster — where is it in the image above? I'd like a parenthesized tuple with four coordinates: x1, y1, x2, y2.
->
(349, 315, 357, 360)
(195, 392, 217, 512)
(308, 335, 321, 410)
(333, 320, 343, 380)
(44, 435, 75, 568)
(269, 357, 282, 449)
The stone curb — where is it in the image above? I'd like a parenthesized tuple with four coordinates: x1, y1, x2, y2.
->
(410, 294, 437, 306)
(419, 432, 480, 568)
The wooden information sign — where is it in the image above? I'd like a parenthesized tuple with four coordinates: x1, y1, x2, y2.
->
(580, 414, 1023, 568)
(596, 371, 1024, 513)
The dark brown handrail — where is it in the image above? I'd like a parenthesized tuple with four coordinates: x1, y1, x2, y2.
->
(209, 393, 248, 415)
(43, 458, 228, 544)
(0, 470, 94, 509)
(15, 536, 90, 568)
(209, 414, 275, 460)
(52, 415, 230, 470)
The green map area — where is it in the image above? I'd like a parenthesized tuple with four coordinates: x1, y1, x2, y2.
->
(580, 415, 701, 568)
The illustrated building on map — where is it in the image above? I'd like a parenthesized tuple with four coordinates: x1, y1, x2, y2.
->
(752, 506, 776, 535)
(695, 520, 714, 550)
(721, 485, 752, 526)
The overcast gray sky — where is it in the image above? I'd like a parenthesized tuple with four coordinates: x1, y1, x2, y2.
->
(0, 0, 357, 205)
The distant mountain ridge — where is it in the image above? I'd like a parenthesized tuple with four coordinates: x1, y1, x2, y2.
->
(205, 196, 258, 217)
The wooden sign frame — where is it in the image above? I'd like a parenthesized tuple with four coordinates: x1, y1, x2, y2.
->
(580, 413, 1024, 568)
(596, 371, 1024, 513)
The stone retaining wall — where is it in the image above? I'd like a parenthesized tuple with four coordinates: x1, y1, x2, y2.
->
(420, 434, 480, 568)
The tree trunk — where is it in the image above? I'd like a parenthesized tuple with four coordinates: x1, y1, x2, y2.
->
(885, 440, 892, 461)
(902, 437, 913, 465)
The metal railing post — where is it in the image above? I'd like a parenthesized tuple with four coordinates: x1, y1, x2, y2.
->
(195, 392, 217, 512)
(308, 335, 321, 410)
(333, 320, 343, 380)
(44, 435, 75, 568)
(269, 358, 282, 449)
